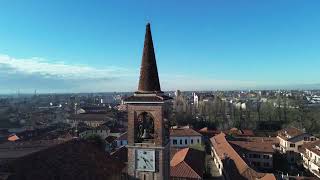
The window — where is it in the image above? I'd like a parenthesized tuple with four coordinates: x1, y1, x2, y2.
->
(180, 139, 182, 145)
(263, 155, 269, 159)
(253, 154, 261, 158)
(197, 139, 200, 143)
(191, 139, 194, 144)
(173, 139, 177, 145)
(252, 161, 260, 167)
(185, 139, 188, 145)
(290, 143, 295, 148)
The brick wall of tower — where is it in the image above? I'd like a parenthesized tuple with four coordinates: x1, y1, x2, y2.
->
(127, 104, 164, 146)
(127, 103, 170, 180)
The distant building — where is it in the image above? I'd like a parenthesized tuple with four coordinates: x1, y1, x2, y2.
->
(300, 140, 320, 178)
(79, 128, 110, 139)
(67, 114, 111, 128)
(277, 127, 317, 163)
(170, 127, 202, 148)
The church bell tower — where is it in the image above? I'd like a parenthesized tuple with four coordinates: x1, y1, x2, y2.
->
(124, 23, 171, 180)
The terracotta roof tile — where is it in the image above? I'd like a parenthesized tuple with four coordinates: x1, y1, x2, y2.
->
(302, 139, 320, 156)
(5, 140, 125, 180)
(170, 128, 202, 137)
(277, 127, 304, 140)
(111, 146, 128, 163)
(124, 94, 171, 102)
(210, 133, 275, 180)
(105, 136, 117, 143)
(117, 132, 127, 141)
(170, 148, 205, 179)
(229, 137, 278, 153)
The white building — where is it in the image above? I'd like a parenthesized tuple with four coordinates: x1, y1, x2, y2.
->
(301, 140, 320, 178)
(170, 127, 202, 148)
(277, 127, 317, 163)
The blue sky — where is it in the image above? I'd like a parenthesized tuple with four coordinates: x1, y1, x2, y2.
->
(0, 0, 320, 93)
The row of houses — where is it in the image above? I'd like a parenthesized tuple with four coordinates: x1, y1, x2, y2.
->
(209, 126, 320, 179)
(277, 127, 320, 178)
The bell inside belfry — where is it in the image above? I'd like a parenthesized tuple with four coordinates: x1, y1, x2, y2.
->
(141, 129, 151, 139)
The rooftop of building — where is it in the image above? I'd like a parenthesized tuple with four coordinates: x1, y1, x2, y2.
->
(3, 139, 125, 180)
(170, 127, 202, 137)
(302, 139, 320, 157)
(170, 147, 205, 179)
(210, 133, 276, 180)
(229, 136, 279, 153)
(277, 127, 306, 140)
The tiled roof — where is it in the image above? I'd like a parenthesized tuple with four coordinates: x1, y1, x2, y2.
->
(210, 133, 276, 180)
(277, 127, 304, 140)
(302, 139, 320, 156)
(229, 137, 278, 153)
(170, 148, 205, 179)
(116, 132, 127, 141)
(105, 136, 117, 143)
(124, 94, 171, 102)
(69, 114, 110, 121)
(137, 23, 161, 93)
(170, 128, 202, 137)
(0, 139, 69, 159)
(111, 146, 128, 163)
(227, 128, 255, 136)
(5, 140, 125, 180)
(198, 127, 221, 138)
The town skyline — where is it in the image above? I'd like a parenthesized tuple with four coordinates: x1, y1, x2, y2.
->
(1, 1, 320, 93)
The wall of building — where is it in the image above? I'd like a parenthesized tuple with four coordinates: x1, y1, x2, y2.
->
(246, 152, 273, 169)
(170, 136, 202, 147)
(116, 140, 128, 147)
(302, 149, 320, 178)
(211, 146, 223, 176)
(79, 129, 109, 139)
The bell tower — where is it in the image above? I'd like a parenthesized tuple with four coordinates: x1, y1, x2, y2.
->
(124, 23, 171, 180)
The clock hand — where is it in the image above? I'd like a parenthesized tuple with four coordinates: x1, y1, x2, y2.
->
(142, 157, 150, 168)
(145, 158, 152, 168)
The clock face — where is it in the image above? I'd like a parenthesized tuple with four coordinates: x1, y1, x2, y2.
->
(136, 149, 155, 172)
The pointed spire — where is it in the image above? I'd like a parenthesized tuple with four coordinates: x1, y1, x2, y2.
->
(137, 23, 162, 93)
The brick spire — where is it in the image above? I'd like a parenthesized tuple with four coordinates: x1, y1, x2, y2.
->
(137, 23, 162, 93)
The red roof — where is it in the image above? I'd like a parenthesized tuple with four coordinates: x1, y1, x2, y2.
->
(116, 132, 127, 141)
(6, 140, 125, 180)
(105, 136, 117, 143)
(277, 127, 305, 140)
(170, 148, 205, 179)
(111, 146, 128, 163)
(210, 133, 276, 180)
(229, 137, 278, 153)
(170, 128, 202, 137)
(198, 127, 221, 138)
